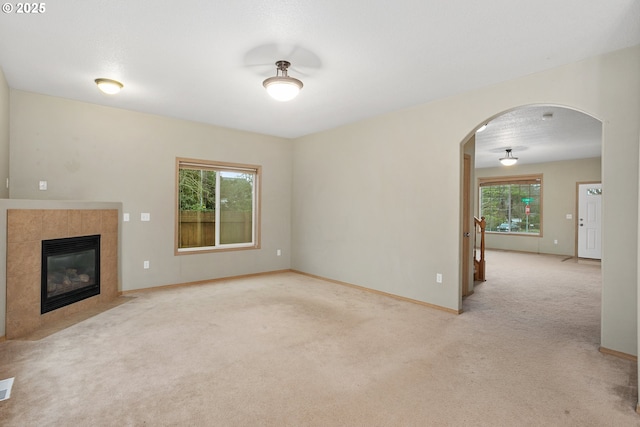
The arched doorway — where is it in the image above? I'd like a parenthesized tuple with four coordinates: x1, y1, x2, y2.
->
(461, 105, 602, 300)
(459, 104, 607, 380)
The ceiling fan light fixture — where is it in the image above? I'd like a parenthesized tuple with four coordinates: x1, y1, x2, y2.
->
(95, 78, 123, 95)
(499, 148, 518, 166)
(263, 60, 303, 102)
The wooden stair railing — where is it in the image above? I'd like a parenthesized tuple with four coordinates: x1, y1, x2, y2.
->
(474, 216, 486, 282)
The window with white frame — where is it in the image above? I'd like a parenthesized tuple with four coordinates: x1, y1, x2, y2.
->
(479, 175, 542, 235)
(176, 158, 261, 253)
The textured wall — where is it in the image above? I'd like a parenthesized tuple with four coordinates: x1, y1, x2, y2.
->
(9, 93, 293, 295)
(292, 46, 639, 355)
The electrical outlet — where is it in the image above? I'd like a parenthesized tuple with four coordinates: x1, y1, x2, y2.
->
(141, 213, 150, 221)
(277, 249, 281, 256)
(554, 240, 558, 245)
(436, 273, 443, 283)
(143, 260, 150, 269)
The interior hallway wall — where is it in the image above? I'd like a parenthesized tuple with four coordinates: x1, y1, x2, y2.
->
(292, 45, 640, 356)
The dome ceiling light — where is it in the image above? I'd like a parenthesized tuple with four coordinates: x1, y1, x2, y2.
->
(95, 78, 123, 95)
(262, 60, 303, 102)
(499, 148, 518, 166)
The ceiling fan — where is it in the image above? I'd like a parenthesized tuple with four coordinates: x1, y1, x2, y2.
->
(243, 43, 322, 77)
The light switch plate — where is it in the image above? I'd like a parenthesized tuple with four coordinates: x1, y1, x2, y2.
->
(123, 213, 130, 222)
(39, 180, 47, 190)
(141, 213, 150, 221)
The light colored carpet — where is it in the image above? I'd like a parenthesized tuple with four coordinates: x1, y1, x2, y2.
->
(0, 250, 637, 426)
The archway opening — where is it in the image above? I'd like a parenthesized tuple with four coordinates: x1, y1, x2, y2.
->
(460, 105, 603, 350)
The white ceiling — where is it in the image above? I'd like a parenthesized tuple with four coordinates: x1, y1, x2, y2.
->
(474, 106, 602, 169)
(0, 1, 638, 149)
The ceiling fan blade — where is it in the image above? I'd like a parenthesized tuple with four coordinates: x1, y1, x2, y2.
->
(243, 43, 322, 74)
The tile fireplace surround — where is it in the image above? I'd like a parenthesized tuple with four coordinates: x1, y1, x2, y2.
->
(5, 208, 119, 339)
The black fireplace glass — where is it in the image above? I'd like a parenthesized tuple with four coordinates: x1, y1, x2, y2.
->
(41, 235, 100, 314)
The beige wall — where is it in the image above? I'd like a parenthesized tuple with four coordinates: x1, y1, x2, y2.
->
(475, 157, 602, 256)
(0, 67, 8, 199)
(9, 91, 293, 298)
(292, 45, 640, 356)
(4, 46, 639, 359)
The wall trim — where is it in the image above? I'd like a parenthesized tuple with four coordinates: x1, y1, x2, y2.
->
(292, 270, 461, 315)
(599, 346, 638, 362)
(120, 269, 292, 295)
(120, 269, 460, 314)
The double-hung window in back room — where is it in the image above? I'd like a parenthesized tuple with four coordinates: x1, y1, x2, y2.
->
(175, 158, 261, 254)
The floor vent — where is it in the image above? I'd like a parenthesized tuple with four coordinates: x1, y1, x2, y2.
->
(0, 378, 14, 401)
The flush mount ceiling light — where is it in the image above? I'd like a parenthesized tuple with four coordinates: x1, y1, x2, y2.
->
(262, 60, 303, 102)
(499, 148, 518, 166)
(94, 78, 123, 95)
(542, 112, 554, 120)
(476, 123, 488, 133)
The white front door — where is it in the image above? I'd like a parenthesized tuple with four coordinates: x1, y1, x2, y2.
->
(578, 183, 602, 259)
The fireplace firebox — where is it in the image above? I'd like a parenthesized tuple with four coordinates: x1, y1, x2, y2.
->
(41, 234, 101, 314)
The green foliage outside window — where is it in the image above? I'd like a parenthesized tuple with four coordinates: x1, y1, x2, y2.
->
(220, 173, 254, 212)
(480, 177, 541, 234)
(177, 159, 260, 251)
(179, 169, 216, 212)
(178, 169, 254, 213)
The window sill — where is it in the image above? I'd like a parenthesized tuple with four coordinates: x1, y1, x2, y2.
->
(175, 244, 260, 255)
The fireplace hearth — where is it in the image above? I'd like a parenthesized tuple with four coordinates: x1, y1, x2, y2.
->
(5, 207, 118, 339)
(41, 234, 101, 314)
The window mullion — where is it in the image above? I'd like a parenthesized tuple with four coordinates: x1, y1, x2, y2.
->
(508, 186, 512, 230)
(215, 172, 220, 246)
(251, 176, 256, 243)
